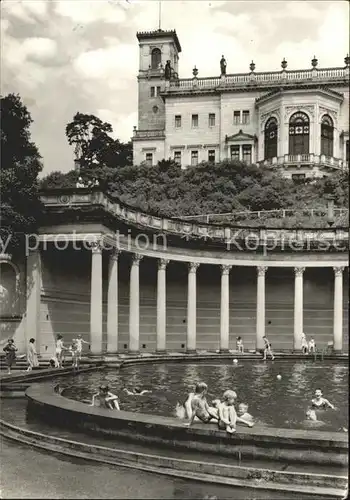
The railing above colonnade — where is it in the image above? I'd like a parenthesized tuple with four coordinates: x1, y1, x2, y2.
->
(39, 188, 349, 250)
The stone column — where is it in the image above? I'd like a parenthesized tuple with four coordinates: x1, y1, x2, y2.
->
(107, 249, 120, 353)
(156, 259, 169, 352)
(220, 264, 232, 352)
(187, 262, 199, 352)
(333, 266, 344, 352)
(26, 249, 41, 353)
(90, 242, 103, 355)
(256, 266, 267, 351)
(293, 267, 305, 351)
(129, 253, 143, 353)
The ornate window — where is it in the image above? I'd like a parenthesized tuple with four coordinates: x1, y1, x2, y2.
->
(288, 112, 309, 155)
(264, 117, 278, 159)
(151, 48, 161, 69)
(320, 115, 334, 157)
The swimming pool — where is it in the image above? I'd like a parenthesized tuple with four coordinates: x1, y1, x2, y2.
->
(61, 360, 348, 431)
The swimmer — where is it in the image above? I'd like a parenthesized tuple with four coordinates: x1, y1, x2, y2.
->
(123, 387, 152, 396)
(185, 382, 218, 427)
(91, 385, 120, 410)
(237, 403, 254, 427)
(311, 389, 335, 410)
(217, 390, 237, 434)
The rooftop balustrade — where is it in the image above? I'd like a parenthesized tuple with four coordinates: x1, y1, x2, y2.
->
(166, 67, 349, 92)
(40, 188, 349, 250)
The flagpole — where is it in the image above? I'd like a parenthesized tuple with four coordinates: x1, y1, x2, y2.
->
(158, 1, 161, 30)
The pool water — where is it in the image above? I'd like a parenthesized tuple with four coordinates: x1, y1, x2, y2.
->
(61, 360, 348, 431)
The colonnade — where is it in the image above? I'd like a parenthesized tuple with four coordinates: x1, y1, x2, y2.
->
(88, 246, 345, 355)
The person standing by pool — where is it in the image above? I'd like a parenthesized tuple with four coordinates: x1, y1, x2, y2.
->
(26, 338, 39, 372)
(185, 382, 218, 427)
(70, 339, 79, 369)
(75, 334, 89, 361)
(55, 334, 67, 368)
(311, 389, 335, 410)
(3, 338, 17, 375)
(262, 336, 275, 360)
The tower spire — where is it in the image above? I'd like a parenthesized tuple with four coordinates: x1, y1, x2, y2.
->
(158, 1, 161, 30)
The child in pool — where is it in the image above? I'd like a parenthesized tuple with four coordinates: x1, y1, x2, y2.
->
(237, 403, 255, 427)
(123, 387, 152, 396)
(217, 390, 237, 434)
(185, 382, 219, 427)
(91, 385, 120, 410)
(311, 389, 335, 410)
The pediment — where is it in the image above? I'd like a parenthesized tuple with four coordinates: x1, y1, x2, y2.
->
(225, 130, 257, 142)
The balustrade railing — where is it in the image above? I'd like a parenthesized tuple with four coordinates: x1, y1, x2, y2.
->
(133, 129, 165, 139)
(168, 67, 347, 91)
(259, 154, 348, 170)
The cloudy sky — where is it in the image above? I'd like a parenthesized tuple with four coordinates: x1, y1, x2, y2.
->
(1, 0, 349, 175)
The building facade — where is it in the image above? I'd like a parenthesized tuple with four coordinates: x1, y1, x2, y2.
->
(0, 189, 348, 357)
(133, 29, 350, 179)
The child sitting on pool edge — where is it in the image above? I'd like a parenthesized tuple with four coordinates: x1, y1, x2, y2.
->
(185, 382, 218, 427)
(217, 390, 237, 434)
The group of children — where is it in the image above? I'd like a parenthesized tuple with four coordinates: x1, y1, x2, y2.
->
(236, 335, 275, 361)
(2, 334, 89, 374)
(177, 382, 254, 434)
(301, 333, 316, 354)
(50, 334, 89, 369)
(89, 385, 152, 409)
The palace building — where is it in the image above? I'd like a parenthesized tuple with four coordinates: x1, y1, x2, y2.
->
(133, 29, 350, 179)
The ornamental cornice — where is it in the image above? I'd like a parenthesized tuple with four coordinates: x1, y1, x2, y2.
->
(319, 106, 337, 123)
(260, 109, 281, 128)
(284, 105, 315, 121)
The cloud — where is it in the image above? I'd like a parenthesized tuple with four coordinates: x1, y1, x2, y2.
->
(1, 0, 48, 23)
(54, 0, 127, 24)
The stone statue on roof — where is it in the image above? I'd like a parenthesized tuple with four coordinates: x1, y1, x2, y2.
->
(220, 55, 227, 76)
(164, 60, 172, 80)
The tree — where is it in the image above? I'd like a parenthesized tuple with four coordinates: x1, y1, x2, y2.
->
(65, 112, 133, 174)
(0, 93, 43, 255)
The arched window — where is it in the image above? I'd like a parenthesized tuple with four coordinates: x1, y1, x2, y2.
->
(320, 115, 334, 157)
(264, 117, 278, 159)
(151, 48, 161, 69)
(289, 112, 309, 155)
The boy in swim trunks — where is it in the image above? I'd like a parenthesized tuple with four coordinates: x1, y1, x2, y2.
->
(185, 382, 218, 427)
